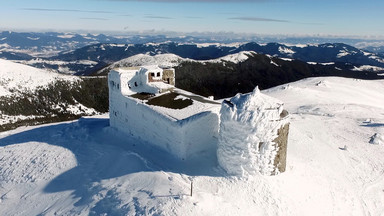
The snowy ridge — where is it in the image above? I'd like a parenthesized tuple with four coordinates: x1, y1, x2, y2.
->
(14, 59, 98, 75)
(1, 77, 384, 215)
(99, 51, 254, 74)
(0, 59, 78, 96)
(278, 46, 295, 55)
(352, 65, 384, 72)
(337, 50, 350, 58)
(109, 53, 183, 69)
(194, 42, 244, 48)
(205, 51, 255, 64)
(0, 59, 99, 127)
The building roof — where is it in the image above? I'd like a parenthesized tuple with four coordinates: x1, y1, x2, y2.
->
(145, 88, 220, 120)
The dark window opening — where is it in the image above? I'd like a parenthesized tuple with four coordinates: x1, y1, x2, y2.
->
(134, 82, 138, 87)
(150, 72, 155, 77)
(157, 72, 161, 77)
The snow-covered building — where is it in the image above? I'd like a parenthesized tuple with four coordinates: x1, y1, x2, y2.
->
(111, 66, 175, 95)
(109, 66, 220, 160)
(109, 65, 289, 176)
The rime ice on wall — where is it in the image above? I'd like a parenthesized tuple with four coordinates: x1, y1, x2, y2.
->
(108, 68, 219, 160)
(126, 66, 162, 94)
(217, 87, 289, 176)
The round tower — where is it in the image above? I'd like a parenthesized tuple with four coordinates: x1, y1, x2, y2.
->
(217, 87, 289, 176)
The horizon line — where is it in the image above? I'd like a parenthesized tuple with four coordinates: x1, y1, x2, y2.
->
(1, 28, 384, 41)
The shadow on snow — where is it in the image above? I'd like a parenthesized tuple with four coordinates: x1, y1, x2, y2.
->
(0, 117, 222, 209)
(360, 123, 384, 128)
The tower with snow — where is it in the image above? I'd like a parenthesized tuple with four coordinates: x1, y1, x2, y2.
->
(108, 66, 289, 175)
(217, 87, 289, 176)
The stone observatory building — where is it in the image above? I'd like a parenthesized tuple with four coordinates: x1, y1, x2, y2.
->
(108, 66, 289, 176)
(109, 66, 220, 161)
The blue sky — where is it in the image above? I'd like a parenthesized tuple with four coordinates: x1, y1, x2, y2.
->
(0, 0, 383, 37)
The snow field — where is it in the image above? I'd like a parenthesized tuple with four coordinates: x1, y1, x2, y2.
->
(0, 77, 384, 215)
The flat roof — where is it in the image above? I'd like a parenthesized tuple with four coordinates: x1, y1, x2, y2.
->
(112, 67, 221, 120)
(131, 88, 220, 120)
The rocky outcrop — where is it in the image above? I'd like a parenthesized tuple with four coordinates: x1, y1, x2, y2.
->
(272, 123, 290, 174)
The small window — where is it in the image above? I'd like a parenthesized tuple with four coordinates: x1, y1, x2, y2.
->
(157, 72, 161, 77)
(134, 82, 138, 87)
(150, 72, 155, 77)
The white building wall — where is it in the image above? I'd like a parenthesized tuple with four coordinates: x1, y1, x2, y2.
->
(109, 70, 219, 160)
(182, 112, 219, 158)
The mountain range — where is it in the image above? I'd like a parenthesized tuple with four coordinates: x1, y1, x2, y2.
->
(1, 31, 384, 76)
(1, 31, 384, 128)
(1, 31, 384, 55)
(94, 51, 383, 99)
(6, 42, 384, 76)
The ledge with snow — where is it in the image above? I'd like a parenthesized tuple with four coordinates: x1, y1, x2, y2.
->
(108, 65, 290, 176)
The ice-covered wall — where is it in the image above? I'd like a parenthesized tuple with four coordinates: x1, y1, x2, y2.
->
(127, 67, 161, 94)
(109, 70, 219, 160)
(217, 87, 289, 176)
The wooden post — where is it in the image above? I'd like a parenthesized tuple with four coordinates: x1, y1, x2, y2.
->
(190, 181, 193, 197)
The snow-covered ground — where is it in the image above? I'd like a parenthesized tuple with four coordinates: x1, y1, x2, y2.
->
(0, 59, 78, 96)
(1, 77, 384, 215)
